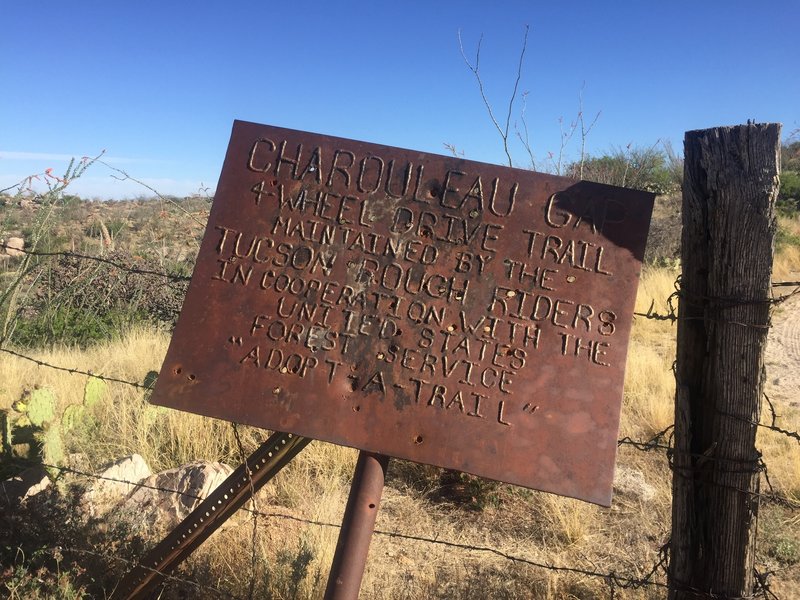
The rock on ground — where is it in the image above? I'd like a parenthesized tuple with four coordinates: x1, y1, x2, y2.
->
(1, 236, 24, 257)
(82, 454, 152, 517)
(0, 466, 51, 506)
(116, 461, 234, 535)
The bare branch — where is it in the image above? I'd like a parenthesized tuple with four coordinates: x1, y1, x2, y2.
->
(552, 116, 578, 176)
(458, 31, 504, 145)
(577, 83, 601, 179)
(97, 160, 206, 228)
(514, 91, 536, 170)
(443, 143, 465, 158)
(503, 25, 529, 166)
(458, 26, 530, 167)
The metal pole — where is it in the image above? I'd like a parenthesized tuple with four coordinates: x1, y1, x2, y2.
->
(324, 451, 389, 600)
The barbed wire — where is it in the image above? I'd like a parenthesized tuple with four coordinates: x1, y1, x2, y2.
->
(23, 524, 671, 598)
(6, 459, 670, 595)
(617, 425, 675, 452)
(8, 456, 797, 599)
(3, 243, 797, 331)
(2, 343, 797, 477)
(26, 533, 792, 600)
(719, 409, 800, 446)
(0, 346, 153, 389)
(12, 443, 800, 521)
(0, 242, 192, 283)
(762, 394, 800, 444)
(37, 546, 244, 600)
(633, 275, 800, 325)
(7, 344, 796, 462)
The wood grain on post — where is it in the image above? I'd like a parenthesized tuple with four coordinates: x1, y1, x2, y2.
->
(669, 123, 780, 599)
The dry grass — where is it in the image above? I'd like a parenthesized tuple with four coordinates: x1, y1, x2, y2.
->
(774, 213, 800, 279)
(621, 267, 679, 440)
(0, 328, 263, 472)
(3, 247, 800, 597)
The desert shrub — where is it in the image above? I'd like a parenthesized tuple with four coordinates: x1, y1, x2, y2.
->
(568, 145, 682, 194)
(779, 170, 800, 212)
(8, 252, 188, 348)
(643, 193, 682, 265)
(11, 305, 147, 348)
(783, 141, 800, 171)
(778, 141, 800, 212)
(776, 215, 800, 250)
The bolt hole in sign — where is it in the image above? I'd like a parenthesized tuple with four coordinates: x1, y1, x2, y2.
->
(150, 121, 654, 506)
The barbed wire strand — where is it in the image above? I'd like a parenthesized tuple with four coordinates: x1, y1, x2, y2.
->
(3, 346, 799, 449)
(10, 459, 669, 594)
(0, 346, 152, 389)
(2, 343, 798, 511)
(3, 461, 668, 595)
(0, 242, 192, 282)
(14, 462, 799, 599)
(9, 454, 800, 571)
(39, 546, 245, 600)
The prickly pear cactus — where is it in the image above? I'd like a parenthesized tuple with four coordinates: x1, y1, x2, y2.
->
(37, 425, 64, 469)
(62, 377, 103, 435)
(1, 410, 12, 453)
(61, 404, 85, 433)
(0, 387, 68, 468)
(83, 376, 105, 408)
(26, 388, 56, 427)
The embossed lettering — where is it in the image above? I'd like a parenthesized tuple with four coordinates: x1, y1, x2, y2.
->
(247, 138, 276, 172)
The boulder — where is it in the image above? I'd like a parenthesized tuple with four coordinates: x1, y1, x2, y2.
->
(117, 461, 234, 535)
(82, 454, 152, 517)
(2, 237, 24, 257)
(0, 466, 51, 506)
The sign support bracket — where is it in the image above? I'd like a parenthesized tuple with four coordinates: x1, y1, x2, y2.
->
(114, 431, 310, 600)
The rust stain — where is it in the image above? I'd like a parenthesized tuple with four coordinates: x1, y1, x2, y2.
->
(150, 121, 654, 506)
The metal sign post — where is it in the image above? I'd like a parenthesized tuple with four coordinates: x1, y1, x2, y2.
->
(325, 451, 389, 600)
(324, 452, 390, 599)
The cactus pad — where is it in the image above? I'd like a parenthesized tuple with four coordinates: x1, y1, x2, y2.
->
(26, 388, 56, 427)
(83, 377, 105, 408)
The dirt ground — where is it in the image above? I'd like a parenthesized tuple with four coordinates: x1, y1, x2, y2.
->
(765, 288, 800, 411)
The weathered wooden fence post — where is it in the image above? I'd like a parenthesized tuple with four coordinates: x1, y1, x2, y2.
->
(669, 123, 781, 599)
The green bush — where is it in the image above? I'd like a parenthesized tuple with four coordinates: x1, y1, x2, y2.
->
(11, 304, 149, 348)
(776, 222, 800, 249)
(568, 145, 682, 194)
(782, 141, 800, 172)
(779, 170, 800, 210)
(8, 251, 187, 348)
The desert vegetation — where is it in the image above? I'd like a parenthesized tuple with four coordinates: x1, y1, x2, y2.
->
(1, 143, 799, 599)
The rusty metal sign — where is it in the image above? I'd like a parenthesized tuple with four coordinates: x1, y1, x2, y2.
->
(150, 121, 654, 506)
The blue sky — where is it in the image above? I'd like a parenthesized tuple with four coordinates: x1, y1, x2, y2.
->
(1, 1, 797, 199)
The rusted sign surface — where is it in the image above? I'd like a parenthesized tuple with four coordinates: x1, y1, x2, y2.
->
(151, 121, 654, 506)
